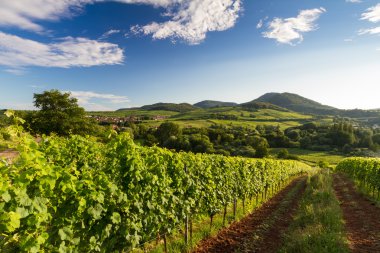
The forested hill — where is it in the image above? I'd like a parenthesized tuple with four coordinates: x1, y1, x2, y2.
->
(253, 92, 379, 117)
(115, 92, 378, 119)
(194, 100, 238, 109)
(118, 103, 197, 113)
(253, 92, 336, 115)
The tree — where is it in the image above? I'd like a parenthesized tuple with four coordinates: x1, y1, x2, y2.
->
(277, 149, 289, 159)
(155, 122, 181, 145)
(27, 90, 97, 136)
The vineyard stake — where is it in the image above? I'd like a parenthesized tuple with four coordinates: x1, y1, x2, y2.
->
(163, 234, 168, 253)
(223, 205, 227, 226)
(184, 215, 189, 246)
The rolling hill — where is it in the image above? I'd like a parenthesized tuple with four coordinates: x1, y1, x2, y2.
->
(253, 92, 336, 115)
(253, 92, 379, 118)
(194, 100, 238, 109)
(118, 103, 198, 113)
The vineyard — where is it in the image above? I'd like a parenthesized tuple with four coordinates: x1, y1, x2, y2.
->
(336, 157, 380, 199)
(1, 115, 380, 252)
(0, 124, 311, 252)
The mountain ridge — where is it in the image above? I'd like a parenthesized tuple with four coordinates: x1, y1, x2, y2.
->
(116, 92, 379, 118)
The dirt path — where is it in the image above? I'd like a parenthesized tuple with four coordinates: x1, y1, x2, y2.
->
(194, 176, 307, 253)
(333, 173, 380, 253)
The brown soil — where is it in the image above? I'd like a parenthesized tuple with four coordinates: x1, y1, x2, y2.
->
(333, 173, 380, 253)
(194, 176, 307, 253)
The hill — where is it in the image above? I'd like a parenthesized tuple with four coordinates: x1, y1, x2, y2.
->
(254, 92, 336, 115)
(240, 101, 289, 112)
(194, 100, 238, 109)
(254, 92, 379, 118)
(118, 103, 197, 113)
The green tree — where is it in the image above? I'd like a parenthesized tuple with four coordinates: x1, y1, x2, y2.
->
(277, 149, 289, 159)
(27, 90, 96, 136)
(155, 122, 182, 145)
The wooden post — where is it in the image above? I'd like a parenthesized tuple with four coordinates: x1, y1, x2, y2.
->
(233, 199, 237, 219)
(184, 216, 189, 246)
(190, 217, 193, 245)
(184, 165, 189, 247)
(156, 232, 160, 246)
(223, 205, 227, 226)
(163, 234, 168, 253)
(210, 215, 214, 232)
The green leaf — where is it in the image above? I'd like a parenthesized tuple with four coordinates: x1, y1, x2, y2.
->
(4, 110, 14, 118)
(1, 211, 21, 232)
(58, 226, 73, 241)
(16, 207, 29, 218)
(2, 191, 11, 202)
(111, 212, 121, 224)
(37, 232, 49, 244)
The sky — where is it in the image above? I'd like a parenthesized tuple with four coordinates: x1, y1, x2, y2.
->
(0, 0, 380, 111)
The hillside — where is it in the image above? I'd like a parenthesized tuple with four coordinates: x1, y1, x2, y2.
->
(254, 92, 336, 115)
(194, 100, 238, 109)
(240, 101, 289, 112)
(118, 103, 197, 113)
(254, 92, 379, 118)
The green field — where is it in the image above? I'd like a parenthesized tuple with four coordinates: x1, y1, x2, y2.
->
(270, 148, 346, 165)
(89, 106, 324, 131)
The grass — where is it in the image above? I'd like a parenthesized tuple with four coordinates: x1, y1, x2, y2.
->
(278, 170, 349, 253)
(87, 107, 322, 131)
(131, 177, 298, 253)
(270, 148, 346, 165)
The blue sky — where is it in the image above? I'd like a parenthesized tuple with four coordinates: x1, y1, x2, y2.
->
(1, 0, 380, 110)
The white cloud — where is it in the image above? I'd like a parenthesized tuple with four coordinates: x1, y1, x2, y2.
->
(359, 4, 380, 37)
(361, 4, 380, 23)
(4, 68, 27, 75)
(0, 1, 182, 32)
(65, 91, 129, 106)
(346, 0, 362, 3)
(0, 32, 124, 70)
(100, 29, 121, 40)
(358, 26, 380, 35)
(132, 0, 242, 44)
(256, 19, 264, 29)
(0, 0, 242, 45)
(263, 8, 326, 45)
(0, 0, 94, 32)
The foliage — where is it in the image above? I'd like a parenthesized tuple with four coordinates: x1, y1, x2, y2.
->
(336, 158, 380, 194)
(25, 90, 98, 136)
(0, 118, 311, 252)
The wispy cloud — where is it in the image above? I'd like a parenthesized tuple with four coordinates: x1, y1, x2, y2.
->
(346, 0, 362, 3)
(4, 68, 27, 75)
(131, 0, 242, 45)
(0, 0, 241, 45)
(358, 4, 380, 37)
(361, 4, 380, 23)
(0, 32, 124, 71)
(68, 91, 129, 104)
(358, 26, 380, 35)
(100, 29, 121, 40)
(0, 0, 91, 32)
(263, 8, 326, 45)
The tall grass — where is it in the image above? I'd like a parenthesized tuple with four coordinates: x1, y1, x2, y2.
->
(279, 170, 349, 253)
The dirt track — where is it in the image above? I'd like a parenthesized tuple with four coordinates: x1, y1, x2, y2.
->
(194, 176, 306, 253)
(333, 173, 380, 253)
